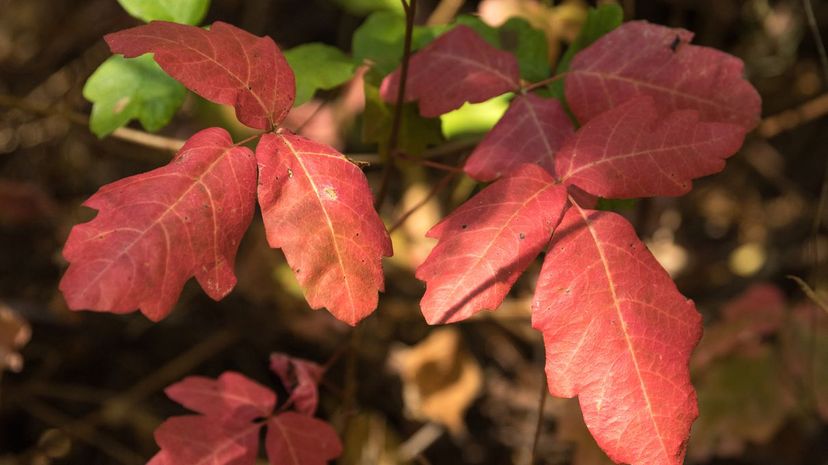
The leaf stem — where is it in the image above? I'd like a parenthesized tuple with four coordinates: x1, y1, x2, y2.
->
(375, 0, 418, 209)
(530, 371, 549, 465)
(388, 171, 457, 233)
(521, 72, 568, 93)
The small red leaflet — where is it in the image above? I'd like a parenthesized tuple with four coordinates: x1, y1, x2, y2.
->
(532, 205, 701, 465)
(556, 96, 746, 198)
(565, 21, 761, 130)
(149, 366, 341, 465)
(60, 128, 256, 321)
(381, 25, 520, 117)
(464, 94, 573, 182)
(256, 132, 393, 325)
(417, 164, 567, 324)
(106, 21, 295, 130)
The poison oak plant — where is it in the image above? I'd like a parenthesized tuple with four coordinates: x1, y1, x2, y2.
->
(60, 2, 761, 464)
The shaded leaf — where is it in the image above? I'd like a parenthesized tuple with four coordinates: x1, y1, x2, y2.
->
(362, 82, 443, 155)
(690, 349, 793, 459)
(565, 21, 761, 129)
(557, 96, 746, 198)
(60, 128, 257, 321)
(352, 11, 446, 77)
(549, 3, 622, 98)
(84, 54, 186, 137)
(782, 303, 828, 421)
(532, 205, 701, 465)
(265, 412, 343, 465)
(499, 17, 550, 82)
(417, 164, 568, 324)
(256, 132, 392, 325)
(285, 43, 356, 107)
(269, 353, 324, 416)
(381, 25, 520, 117)
(692, 283, 785, 370)
(464, 93, 572, 181)
(155, 416, 261, 465)
(106, 21, 295, 130)
(165, 371, 276, 422)
(117, 0, 210, 25)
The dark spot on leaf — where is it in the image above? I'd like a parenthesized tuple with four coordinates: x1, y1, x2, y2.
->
(461, 224, 468, 229)
(295, 268, 301, 273)
(670, 35, 681, 52)
(519, 232, 525, 240)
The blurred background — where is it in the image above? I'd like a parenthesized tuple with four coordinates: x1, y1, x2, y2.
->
(0, 0, 826, 464)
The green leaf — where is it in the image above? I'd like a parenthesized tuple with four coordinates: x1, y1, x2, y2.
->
(440, 94, 511, 139)
(333, 0, 402, 16)
(116, 0, 210, 25)
(454, 15, 500, 47)
(362, 82, 443, 155)
(549, 3, 623, 97)
(352, 11, 447, 78)
(83, 55, 186, 138)
(498, 17, 549, 82)
(285, 43, 356, 106)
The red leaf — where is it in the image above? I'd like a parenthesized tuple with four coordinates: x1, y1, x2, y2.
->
(269, 353, 324, 416)
(566, 21, 761, 130)
(165, 371, 276, 422)
(265, 412, 343, 465)
(417, 164, 568, 324)
(106, 21, 294, 130)
(380, 25, 520, 117)
(464, 94, 573, 182)
(532, 205, 701, 465)
(155, 416, 261, 465)
(256, 132, 392, 325)
(557, 96, 746, 198)
(60, 128, 257, 321)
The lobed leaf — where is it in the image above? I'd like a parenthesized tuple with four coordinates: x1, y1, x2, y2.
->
(464, 94, 573, 181)
(165, 371, 276, 423)
(117, 0, 210, 25)
(265, 412, 343, 465)
(417, 164, 568, 324)
(556, 96, 746, 198)
(284, 43, 356, 107)
(532, 205, 702, 465)
(83, 54, 186, 137)
(60, 128, 256, 321)
(565, 21, 761, 130)
(380, 25, 520, 117)
(106, 21, 295, 130)
(256, 132, 392, 325)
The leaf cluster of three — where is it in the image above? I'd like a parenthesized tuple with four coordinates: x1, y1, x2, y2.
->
(62, 7, 761, 465)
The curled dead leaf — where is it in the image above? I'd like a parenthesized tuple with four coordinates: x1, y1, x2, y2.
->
(389, 328, 482, 435)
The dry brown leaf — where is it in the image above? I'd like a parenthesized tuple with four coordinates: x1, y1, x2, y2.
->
(389, 328, 482, 435)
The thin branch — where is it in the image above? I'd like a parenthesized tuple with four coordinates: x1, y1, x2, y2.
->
(522, 72, 568, 93)
(530, 372, 549, 465)
(389, 171, 457, 233)
(375, 0, 418, 209)
(0, 93, 187, 152)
